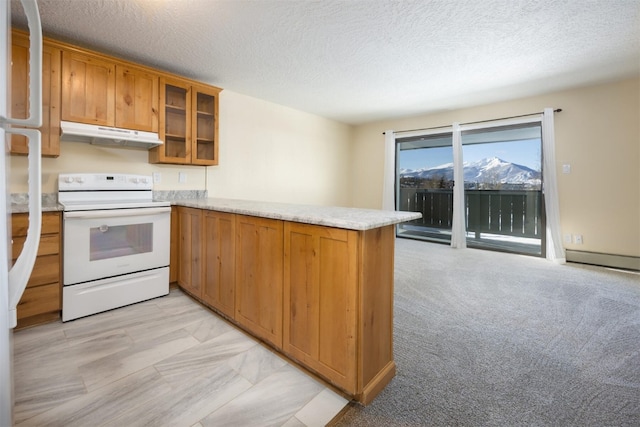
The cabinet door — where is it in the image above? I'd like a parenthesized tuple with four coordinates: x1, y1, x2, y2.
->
(12, 212, 61, 328)
(61, 50, 115, 126)
(17, 283, 60, 320)
(191, 84, 220, 166)
(11, 211, 60, 236)
(10, 32, 61, 157)
(283, 222, 358, 392)
(150, 77, 191, 164)
(235, 215, 283, 348)
(115, 65, 159, 132)
(177, 207, 203, 297)
(202, 211, 236, 318)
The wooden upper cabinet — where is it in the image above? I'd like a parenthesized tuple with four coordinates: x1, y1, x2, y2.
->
(150, 77, 220, 166)
(61, 50, 159, 132)
(11, 30, 221, 160)
(61, 50, 115, 126)
(10, 31, 61, 157)
(191, 84, 219, 166)
(115, 65, 159, 132)
(151, 77, 191, 164)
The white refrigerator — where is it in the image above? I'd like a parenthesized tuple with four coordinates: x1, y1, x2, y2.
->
(0, 0, 43, 424)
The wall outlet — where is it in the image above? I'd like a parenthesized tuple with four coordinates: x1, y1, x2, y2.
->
(573, 234, 583, 244)
(562, 164, 571, 174)
(153, 172, 161, 184)
(564, 234, 572, 244)
(178, 172, 187, 183)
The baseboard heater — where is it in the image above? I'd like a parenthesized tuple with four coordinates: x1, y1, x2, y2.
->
(566, 250, 640, 271)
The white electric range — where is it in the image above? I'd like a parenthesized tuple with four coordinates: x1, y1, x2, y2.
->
(58, 173, 171, 321)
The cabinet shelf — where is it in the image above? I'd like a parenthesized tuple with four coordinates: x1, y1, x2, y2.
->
(165, 132, 187, 139)
(167, 104, 187, 113)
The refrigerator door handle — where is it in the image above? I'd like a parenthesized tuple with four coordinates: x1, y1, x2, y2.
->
(3, 0, 43, 328)
(0, 0, 42, 128)
(7, 128, 41, 328)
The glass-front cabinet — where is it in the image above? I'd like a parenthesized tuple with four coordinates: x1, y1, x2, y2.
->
(158, 78, 191, 163)
(193, 86, 218, 165)
(150, 77, 221, 166)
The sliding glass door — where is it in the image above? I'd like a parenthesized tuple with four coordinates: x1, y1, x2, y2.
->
(396, 122, 545, 256)
(461, 123, 544, 256)
(396, 132, 454, 243)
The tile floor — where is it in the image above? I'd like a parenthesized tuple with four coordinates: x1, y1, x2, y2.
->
(12, 288, 348, 426)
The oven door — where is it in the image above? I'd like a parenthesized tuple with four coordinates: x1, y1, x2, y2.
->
(63, 206, 170, 285)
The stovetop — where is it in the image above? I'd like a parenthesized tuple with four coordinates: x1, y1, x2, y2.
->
(58, 173, 170, 211)
(58, 173, 153, 192)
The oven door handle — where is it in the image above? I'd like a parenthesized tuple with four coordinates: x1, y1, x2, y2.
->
(64, 206, 171, 219)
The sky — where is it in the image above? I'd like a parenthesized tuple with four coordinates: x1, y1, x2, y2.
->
(399, 138, 542, 171)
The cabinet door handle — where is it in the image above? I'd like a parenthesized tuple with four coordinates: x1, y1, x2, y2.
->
(64, 206, 171, 220)
(7, 128, 42, 329)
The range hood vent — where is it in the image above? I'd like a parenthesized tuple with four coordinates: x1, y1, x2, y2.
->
(60, 121, 163, 149)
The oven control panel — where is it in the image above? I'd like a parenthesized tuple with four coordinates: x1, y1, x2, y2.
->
(58, 173, 153, 191)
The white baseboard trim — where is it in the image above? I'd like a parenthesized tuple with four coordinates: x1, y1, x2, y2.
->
(566, 250, 640, 271)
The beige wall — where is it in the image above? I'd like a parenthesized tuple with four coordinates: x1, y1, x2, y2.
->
(9, 141, 208, 194)
(351, 77, 640, 257)
(208, 91, 353, 206)
(9, 90, 353, 207)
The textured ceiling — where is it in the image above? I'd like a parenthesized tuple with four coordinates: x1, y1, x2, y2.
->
(10, 0, 640, 124)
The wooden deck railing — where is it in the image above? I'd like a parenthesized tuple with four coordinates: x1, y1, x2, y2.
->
(398, 188, 543, 239)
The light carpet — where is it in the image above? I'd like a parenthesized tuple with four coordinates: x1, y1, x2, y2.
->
(334, 238, 640, 426)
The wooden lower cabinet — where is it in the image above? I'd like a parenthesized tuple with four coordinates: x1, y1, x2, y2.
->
(169, 207, 179, 283)
(175, 207, 396, 404)
(12, 212, 62, 328)
(283, 223, 358, 393)
(177, 207, 203, 296)
(357, 225, 397, 404)
(283, 223, 396, 403)
(176, 210, 283, 346)
(234, 215, 283, 348)
(202, 210, 236, 318)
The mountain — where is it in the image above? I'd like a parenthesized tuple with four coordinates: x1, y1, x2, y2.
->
(400, 157, 541, 187)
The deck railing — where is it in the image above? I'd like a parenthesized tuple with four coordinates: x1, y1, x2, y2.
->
(399, 188, 543, 239)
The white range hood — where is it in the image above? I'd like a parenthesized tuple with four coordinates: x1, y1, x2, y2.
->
(60, 120, 163, 149)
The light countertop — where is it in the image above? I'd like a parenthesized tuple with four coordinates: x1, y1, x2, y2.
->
(11, 193, 62, 213)
(10, 193, 422, 230)
(173, 198, 421, 231)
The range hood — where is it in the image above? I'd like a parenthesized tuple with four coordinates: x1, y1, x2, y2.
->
(60, 120, 163, 149)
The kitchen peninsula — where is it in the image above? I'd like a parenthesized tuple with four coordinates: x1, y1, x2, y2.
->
(171, 198, 421, 404)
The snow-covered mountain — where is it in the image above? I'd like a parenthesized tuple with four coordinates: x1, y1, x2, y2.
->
(400, 157, 541, 187)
